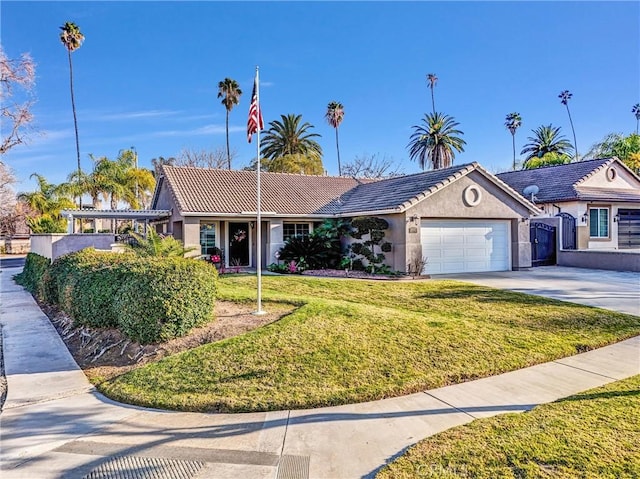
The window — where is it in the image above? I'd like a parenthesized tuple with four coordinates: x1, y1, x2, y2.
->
(200, 223, 217, 255)
(283, 223, 310, 241)
(589, 208, 609, 238)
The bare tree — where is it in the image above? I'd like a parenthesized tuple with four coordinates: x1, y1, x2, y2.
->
(341, 153, 404, 179)
(175, 147, 235, 169)
(0, 162, 19, 236)
(0, 47, 36, 154)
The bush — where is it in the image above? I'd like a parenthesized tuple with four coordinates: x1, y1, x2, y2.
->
(15, 252, 51, 298)
(278, 235, 329, 269)
(114, 257, 217, 343)
(40, 249, 218, 344)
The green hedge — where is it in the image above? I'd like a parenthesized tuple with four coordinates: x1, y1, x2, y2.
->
(15, 253, 51, 298)
(29, 249, 218, 344)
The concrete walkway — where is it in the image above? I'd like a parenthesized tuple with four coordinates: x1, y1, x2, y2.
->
(1, 266, 638, 479)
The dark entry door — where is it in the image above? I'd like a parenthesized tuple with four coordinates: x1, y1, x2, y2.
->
(228, 222, 250, 266)
(530, 222, 556, 266)
(618, 209, 640, 249)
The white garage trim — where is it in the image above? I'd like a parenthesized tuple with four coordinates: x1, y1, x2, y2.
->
(421, 220, 511, 274)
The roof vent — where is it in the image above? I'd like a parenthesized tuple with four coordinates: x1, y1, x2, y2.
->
(522, 184, 539, 202)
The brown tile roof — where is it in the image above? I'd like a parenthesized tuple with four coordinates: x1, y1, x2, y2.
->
(156, 163, 539, 216)
(159, 166, 373, 215)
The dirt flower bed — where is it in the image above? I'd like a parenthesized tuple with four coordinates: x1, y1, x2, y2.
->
(39, 300, 294, 384)
(302, 269, 429, 280)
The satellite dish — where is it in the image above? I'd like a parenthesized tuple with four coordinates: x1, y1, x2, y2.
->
(522, 184, 539, 202)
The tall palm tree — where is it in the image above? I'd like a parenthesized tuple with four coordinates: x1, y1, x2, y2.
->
(633, 103, 640, 135)
(325, 101, 344, 175)
(504, 112, 522, 170)
(559, 90, 578, 161)
(217, 78, 242, 169)
(60, 22, 85, 207)
(426, 73, 438, 113)
(407, 112, 466, 170)
(261, 114, 323, 162)
(520, 124, 573, 165)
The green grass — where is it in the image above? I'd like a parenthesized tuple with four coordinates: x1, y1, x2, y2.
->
(98, 275, 640, 412)
(377, 375, 640, 479)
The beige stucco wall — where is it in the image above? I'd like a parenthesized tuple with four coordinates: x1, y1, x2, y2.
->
(403, 172, 533, 271)
(580, 164, 638, 189)
(31, 234, 115, 260)
(537, 200, 639, 250)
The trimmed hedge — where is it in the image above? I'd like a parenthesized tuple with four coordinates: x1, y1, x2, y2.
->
(114, 258, 218, 343)
(29, 249, 218, 344)
(15, 252, 51, 298)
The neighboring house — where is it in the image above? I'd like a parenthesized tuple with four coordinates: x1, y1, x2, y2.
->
(151, 162, 539, 274)
(497, 158, 640, 250)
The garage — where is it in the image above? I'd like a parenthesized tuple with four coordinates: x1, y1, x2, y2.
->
(421, 220, 511, 274)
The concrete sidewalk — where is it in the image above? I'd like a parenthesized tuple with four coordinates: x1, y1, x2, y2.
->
(1, 266, 638, 479)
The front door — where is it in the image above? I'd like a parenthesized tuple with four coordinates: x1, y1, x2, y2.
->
(228, 222, 250, 266)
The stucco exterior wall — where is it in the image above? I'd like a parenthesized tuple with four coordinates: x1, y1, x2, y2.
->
(580, 164, 638, 189)
(31, 234, 115, 260)
(403, 172, 533, 271)
(558, 250, 640, 272)
(536, 200, 640, 250)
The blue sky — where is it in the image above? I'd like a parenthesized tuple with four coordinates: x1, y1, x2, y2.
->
(2, 1, 639, 192)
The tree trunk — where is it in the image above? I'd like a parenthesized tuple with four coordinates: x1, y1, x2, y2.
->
(566, 105, 578, 161)
(225, 109, 231, 169)
(67, 50, 82, 208)
(512, 133, 517, 170)
(430, 88, 435, 114)
(335, 127, 341, 176)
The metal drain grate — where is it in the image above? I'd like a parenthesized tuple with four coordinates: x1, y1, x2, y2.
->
(276, 455, 310, 479)
(83, 455, 205, 479)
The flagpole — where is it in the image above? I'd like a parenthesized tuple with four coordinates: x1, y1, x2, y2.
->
(254, 66, 265, 315)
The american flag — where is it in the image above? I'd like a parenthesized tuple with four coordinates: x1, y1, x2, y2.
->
(247, 76, 263, 143)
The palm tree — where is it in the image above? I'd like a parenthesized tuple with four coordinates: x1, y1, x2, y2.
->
(217, 78, 242, 169)
(261, 114, 323, 161)
(18, 174, 75, 232)
(559, 90, 578, 160)
(633, 103, 640, 135)
(426, 73, 438, 113)
(520, 124, 573, 166)
(325, 101, 344, 175)
(504, 112, 522, 170)
(60, 22, 85, 207)
(407, 112, 466, 170)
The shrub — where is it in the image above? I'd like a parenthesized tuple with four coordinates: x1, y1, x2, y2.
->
(114, 257, 217, 343)
(15, 252, 51, 298)
(278, 235, 329, 269)
(349, 216, 392, 273)
(40, 249, 218, 343)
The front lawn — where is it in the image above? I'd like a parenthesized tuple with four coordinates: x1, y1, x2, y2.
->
(98, 276, 640, 412)
(377, 375, 640, 478)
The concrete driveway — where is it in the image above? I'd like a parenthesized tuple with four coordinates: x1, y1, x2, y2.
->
(438, 265, 639, 316)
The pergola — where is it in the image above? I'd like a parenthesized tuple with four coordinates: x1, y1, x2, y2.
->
(60, 209, 171, 235)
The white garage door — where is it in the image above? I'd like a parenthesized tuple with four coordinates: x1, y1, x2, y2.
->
(421, 220, 511, 274)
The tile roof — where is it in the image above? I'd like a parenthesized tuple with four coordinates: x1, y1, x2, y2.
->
(575, 187, 640, 203)
(496, 158, 616, 203)
(159, 166, 373, 215)
(338, 163, 480, 214)
(156, 162, 538, 217)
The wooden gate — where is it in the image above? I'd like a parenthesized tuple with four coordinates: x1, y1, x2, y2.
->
(556, 212, 576, 250)
(530, 222, 556, 266)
